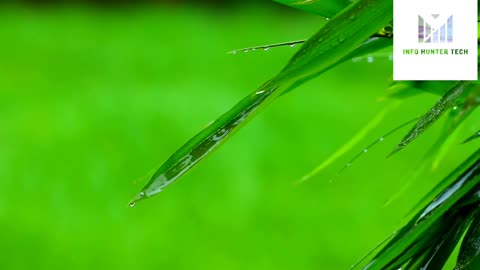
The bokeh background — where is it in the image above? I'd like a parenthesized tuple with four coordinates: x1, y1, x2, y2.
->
(1, 0, 478, 269)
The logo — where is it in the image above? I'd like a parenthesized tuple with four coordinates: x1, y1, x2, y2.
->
(394, 0, 477, 80)
(418, 14, 453, 43)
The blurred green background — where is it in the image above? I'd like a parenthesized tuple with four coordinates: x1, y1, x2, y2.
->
(1, 1, 479, 269)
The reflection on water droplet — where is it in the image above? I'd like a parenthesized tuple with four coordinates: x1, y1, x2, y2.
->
(252, 48, 256, 51)
(129, 202, 136, 207)
(363, 149, 368, 153)
(256, 90, 265, 95)
(453, 106, 458, 110)
(264, 47, 270, 51)
(367, 56, 374, 63)
(379, 137, 385, 142)
(325, 17, 330, 21)
(290, 44, 296, 47)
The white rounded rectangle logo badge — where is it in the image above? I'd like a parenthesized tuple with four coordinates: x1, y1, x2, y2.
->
(394, 0, 478, 81)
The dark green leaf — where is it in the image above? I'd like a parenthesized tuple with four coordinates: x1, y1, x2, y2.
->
(463, 131, 480, 144)
(404, 210, 473, 269)
(389, 81, 471, 156)
(364, 149, 480, 269)
(457, 209, 480, 269)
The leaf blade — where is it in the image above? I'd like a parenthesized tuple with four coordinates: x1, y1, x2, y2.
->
(389, 81, 471, 156)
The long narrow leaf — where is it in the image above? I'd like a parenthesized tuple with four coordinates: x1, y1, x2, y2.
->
(389, 81, 471, 156)
(130, 0, 394, 205)
(457, 209, 480, 269)
(364, 149, 480, 269)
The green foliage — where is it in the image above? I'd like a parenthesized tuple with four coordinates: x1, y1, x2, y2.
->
(131, 0, 394, 205)
(389, 81, 471, 156)
(127, 0, 480, 269)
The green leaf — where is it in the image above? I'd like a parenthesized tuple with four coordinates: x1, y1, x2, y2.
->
(364, 149, 480, 269)
(274, 0, 352, 18)
(130, 0, 394, 205)
(464, 131, 480, 144)
(389, 81, 471, 156)
(457, 209, 480, 270)
(404, 210, 472, 269)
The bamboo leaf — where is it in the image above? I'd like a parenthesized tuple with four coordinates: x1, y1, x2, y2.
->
(389, 81, 471, 156)
(130, 0, 394, 205)
(363, 149, 480, 269)
(457, 209, 480, 270)
(404, 210, 473, 269)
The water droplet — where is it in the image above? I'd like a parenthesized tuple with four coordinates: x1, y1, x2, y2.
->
(256, 90, 265, 95)
(346, 163, 351, 167)
(129, 202, 136, 207)
(325, 17, 330, 21)
(388, 55, 393, 61)
(244, 49, 249, 53)
(363, 149, 368, 153)
(477, 131, 480, 135)
(290, 43, 296, 47)
(252, 48, 256, 51)
(264, 47, 270, 51)
(231, 51, 237, 54)
(453, 106, 458, 110)
(367, 56, 374, 63)
(379, 137, 385, 142)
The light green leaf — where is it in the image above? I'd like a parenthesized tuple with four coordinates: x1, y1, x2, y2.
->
(130, 0, 394, 205)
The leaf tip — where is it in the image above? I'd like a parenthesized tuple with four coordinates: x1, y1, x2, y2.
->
(128, 191, 147, 208)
